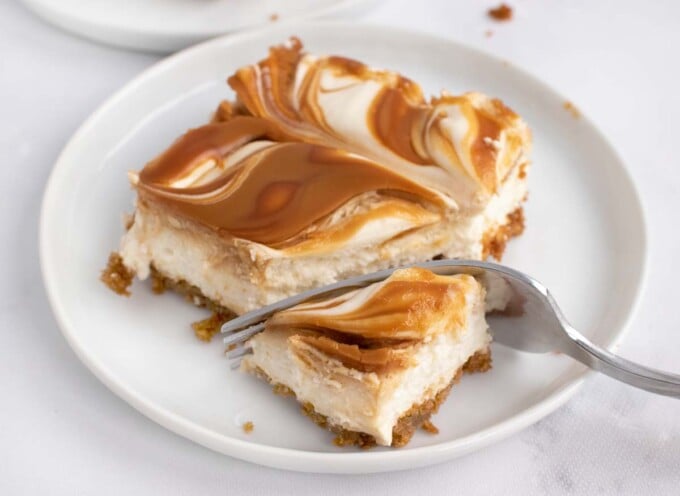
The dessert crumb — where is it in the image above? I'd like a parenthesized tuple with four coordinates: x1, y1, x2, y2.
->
(191, 312, 232, 342)
(485, 29, 494, 38)
(226, 343, 237, 352)
(421, 420, 439, 434)
(269, 13, 279, 22)
(101, 252, 134, 296)
(488, 3, 513, 21)
(242, 421, 254, 433)
(563, 100, 581, 119)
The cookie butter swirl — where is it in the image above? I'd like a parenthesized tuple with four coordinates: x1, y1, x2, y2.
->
(267, 268, 481, 372)
(228, 38, 531, 206)
(134, 117, 447, 251)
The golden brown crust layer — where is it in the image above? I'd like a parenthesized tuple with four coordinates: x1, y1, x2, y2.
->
(482, 206, 525, 260)
(101, 252, 134, 296)
(149, 266, 236, 316)
(257, 349, 492, 448)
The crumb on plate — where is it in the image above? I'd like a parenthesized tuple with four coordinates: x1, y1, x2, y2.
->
(488, 3, 513, 21)
(563, 100, 581, 119)
(101, 252, 133, 296)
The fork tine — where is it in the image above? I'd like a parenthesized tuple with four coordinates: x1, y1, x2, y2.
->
(226, 344, 253, 360)
(223, 322, 265, 347)
(226, 342, 253, 371)
(221, 315, 264, 335)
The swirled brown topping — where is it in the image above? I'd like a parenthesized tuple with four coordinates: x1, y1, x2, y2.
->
(228, 38, 531, 203)
(288, 334, 415, 374)
(135, 117, 445, 251)
(131, 39, 530, 254)
(267, 268, 482, 372)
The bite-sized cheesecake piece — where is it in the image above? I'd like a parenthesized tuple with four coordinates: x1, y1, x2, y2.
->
(241, 267, 491, 447)
(104, 38, 531, 316)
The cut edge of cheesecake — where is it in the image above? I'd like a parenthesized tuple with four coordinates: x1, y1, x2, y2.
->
(239, 269, 493, 447)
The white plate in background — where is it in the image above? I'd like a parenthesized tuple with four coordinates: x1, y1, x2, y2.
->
(40, 22, 646, 473)
(21, 0, 379, 53)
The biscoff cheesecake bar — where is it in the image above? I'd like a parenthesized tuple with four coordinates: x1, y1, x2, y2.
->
(241, 267, 492, 447)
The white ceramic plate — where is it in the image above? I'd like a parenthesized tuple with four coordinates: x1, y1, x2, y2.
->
(21, 0, 378, 53)
(40, 22, 647, 474)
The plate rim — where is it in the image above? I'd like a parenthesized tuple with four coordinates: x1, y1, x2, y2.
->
(20, 0, 381, 53)
(39, 20, 649, 473)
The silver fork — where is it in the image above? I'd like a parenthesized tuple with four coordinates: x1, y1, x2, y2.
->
(222, 259, 680, 397)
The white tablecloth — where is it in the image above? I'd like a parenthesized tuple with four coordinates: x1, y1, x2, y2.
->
(2, 0, 679, 493)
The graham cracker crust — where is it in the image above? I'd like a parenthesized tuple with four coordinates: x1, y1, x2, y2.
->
(148, 266, 235, 316)
(258, 348, 492, 448)
(482, 207, 524, 260)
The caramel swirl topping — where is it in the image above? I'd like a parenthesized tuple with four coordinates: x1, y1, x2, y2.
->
(228, 39, 530, 199)
(137, 118, 444, 248)
(269, 268, 481, 372)
(268, 268, 475, 340)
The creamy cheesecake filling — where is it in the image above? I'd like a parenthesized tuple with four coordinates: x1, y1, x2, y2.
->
(241, 268, 491, 446)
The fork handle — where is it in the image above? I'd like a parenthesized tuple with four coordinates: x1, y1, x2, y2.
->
(564, 331, 680, 398)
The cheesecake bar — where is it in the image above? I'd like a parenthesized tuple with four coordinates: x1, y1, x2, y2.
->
(103, 38, 531, 316)
(241, 267, 492, 447)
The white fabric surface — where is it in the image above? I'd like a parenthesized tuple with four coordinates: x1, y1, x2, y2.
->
(1, 0, 679, 493)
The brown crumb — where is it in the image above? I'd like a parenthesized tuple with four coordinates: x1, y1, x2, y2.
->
(563, 100, 581, 119)
(191, 312, 232, 342)
(421, 420, 439, 434)
(226, 343, 237, 352)
(269, 13, 279, 22)
(242, 421, 254, 433)
(101, 252, 134, 296)
(488, 3, 513, 21)
(485, 29, 494, 38)
(149, 266, 237, 316)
